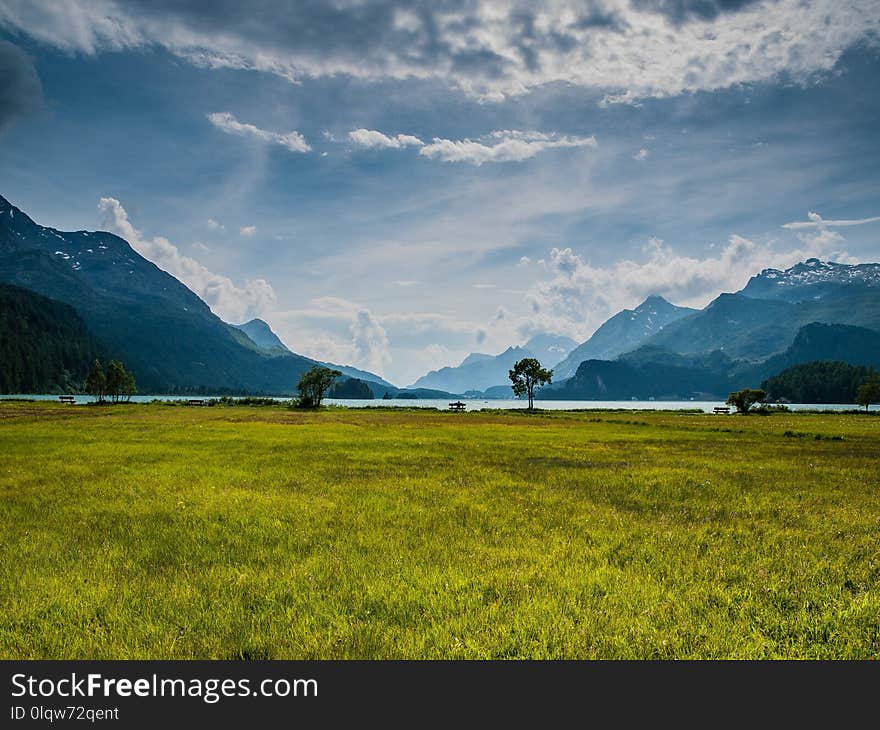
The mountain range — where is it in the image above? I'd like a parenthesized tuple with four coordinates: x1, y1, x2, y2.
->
(544, 322, 880, 401)
(640, 289, 880, 362)
(539, 258, 880, 400)
(407, 259, 880, 397)
(552, 296, 696, 380)
(2, 192, 878, 400)
(408, 334, 576, 393)
(739, 259, 880, 302)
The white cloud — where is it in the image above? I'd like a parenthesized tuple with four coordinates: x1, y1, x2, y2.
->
(634, 148, 649, 161)
(420, 130, 597, 165)
(206, 111, 310, 153)
(345, 127, 597, 165)
(191, 241, 211, 252)
(381, 311, 483, 340)
(273, 297, 560, 384)
(277, 296, 563, 384)
(521, 229, 856, 341)
(269, 297, 392, 377)
(351, 309, 392, 375)
(239, 225, 257, 237)
(348, 129, 423, 149)
(778, 212, 872, 264)
(410, 342, 456, 373)
(782, 211, 880, 229)
(98, 197, 276, 323)
(206, 218, 224, 232)
(599, 90, 643, 108)
(2, 1, 875, 102)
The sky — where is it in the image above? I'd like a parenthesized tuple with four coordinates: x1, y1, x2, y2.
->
(1, 0, 879, 385)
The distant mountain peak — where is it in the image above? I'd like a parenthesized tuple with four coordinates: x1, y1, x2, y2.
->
(236, 317, 274, 334)
(637, 294, 671, 307)
(631, 295, 679, 317)
(409, 342, 544, 392)
(231, 318, 290, 353)
(460, 352, 493, 367)
(552, 297, 697, 380)
(0, 195, 34, 227)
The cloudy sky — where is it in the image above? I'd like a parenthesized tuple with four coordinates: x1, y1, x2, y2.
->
(1, 1, 879, 384)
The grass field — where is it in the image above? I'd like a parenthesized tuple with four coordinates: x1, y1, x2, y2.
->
(1, 401, 878, 659)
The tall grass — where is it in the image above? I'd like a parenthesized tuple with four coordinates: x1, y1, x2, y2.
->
(1, 402, 877, 658)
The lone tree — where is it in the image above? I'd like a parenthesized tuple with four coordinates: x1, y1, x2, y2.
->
(509, 358, 553, 411)
(856, 374, 880, 411)
(105, 360, 137, 403)
(726, 388, 766, 414)
(84, 359, 106, 402)
(297, 366, 342, 407)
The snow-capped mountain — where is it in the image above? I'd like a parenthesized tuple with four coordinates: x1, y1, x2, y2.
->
(0, 194, 215, 317)
(637, 260, 880, 361)
(740, 258, 880, 302)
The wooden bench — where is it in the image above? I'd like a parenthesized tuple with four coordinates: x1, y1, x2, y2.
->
(448, 401, 467, 411)
(58, 395, 76, 404)
(713, 406, 730, 414)
(186, 399, 206, 406)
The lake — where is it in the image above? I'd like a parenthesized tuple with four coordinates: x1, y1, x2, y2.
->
(1, 394, 875, 412)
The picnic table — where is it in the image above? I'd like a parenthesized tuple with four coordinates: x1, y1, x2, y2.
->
(58, 395, 76, 404)
(448, 401, 467, 411)
(186, 399, 206, 406)
(713, 406, 731, 414)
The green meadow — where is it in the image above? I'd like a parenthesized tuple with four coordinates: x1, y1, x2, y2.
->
(1, 401, 878, 659)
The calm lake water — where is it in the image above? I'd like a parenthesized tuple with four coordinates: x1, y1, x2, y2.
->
(1, 394, 875, 413)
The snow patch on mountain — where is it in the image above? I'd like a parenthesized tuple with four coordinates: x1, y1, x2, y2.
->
(744, 259, 880, 298)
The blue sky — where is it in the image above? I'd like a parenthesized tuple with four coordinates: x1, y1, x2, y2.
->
(1, 1, 879, 385)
